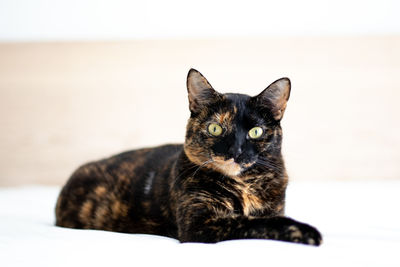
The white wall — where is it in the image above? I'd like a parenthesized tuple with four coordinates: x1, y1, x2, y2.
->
(0, 0, 399, 41)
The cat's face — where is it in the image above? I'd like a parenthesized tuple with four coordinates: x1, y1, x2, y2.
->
(184, 69, 290, 177)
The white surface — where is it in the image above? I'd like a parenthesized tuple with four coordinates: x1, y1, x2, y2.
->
(0, 181, 399, 267)
(1, 0, 400, 41)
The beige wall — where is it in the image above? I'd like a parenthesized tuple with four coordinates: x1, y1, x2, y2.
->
(1, 36, 399, 186)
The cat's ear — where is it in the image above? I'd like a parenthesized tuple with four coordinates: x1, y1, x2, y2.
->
(187, 69, 220, 113)
(254, 78, 291, 121)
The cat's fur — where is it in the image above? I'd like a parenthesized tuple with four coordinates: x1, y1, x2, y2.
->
(55, 69, 322, 245)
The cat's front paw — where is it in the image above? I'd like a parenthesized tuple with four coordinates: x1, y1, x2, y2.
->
(281, 222, 322, 246)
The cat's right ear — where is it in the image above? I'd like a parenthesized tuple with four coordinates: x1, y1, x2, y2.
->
(187, 69, 220, 114)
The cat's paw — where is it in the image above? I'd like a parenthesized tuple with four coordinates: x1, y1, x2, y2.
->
(281, 222, 322, 246)
(252, 216, 322, 246)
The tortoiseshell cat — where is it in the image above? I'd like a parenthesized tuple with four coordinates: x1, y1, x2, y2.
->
(56, 69, 322, 245)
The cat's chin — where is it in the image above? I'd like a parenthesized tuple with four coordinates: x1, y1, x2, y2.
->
(211, 157, 242, 177)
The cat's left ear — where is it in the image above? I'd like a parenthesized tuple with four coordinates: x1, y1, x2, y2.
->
(254, 78, 291, 121)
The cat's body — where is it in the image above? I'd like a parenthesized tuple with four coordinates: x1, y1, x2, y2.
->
(56, 69, 322, 245)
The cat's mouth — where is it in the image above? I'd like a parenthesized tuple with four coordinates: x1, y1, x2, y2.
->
(211, 157, 241, 176)
(211, 156, 255, 177)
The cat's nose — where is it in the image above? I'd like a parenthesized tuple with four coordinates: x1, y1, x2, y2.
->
(229, 147, 243, 161)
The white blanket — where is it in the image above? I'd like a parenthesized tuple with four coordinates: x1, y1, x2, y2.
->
(1, 181, 399, 267)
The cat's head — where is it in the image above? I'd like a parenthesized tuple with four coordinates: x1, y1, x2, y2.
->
(184, 69, 290, 177)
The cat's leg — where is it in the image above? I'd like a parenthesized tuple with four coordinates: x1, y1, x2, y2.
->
(176, 202, 322, 245)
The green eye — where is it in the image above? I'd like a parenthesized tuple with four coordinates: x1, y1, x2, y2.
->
(208, 123, 223, 136)
(248, 127, 263, 139)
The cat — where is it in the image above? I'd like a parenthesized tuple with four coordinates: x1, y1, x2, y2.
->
(55, 69, 322, 245)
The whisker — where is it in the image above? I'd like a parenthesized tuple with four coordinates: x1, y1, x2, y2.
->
(172, 163, 200, 183)
(257, 161, 280, 170)
(191, 159, 213, 178)
(173, 158, 213, 183)
(255, 158, 282, 171)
